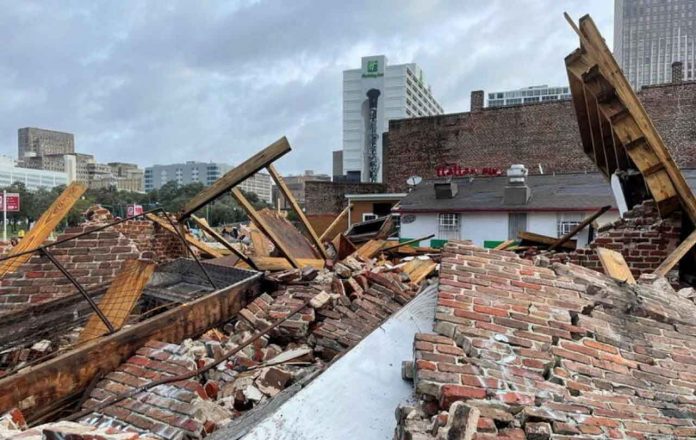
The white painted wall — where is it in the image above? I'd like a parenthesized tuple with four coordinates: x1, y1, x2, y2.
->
(459, 212, 508, 246)
(400, 214, 439, 242)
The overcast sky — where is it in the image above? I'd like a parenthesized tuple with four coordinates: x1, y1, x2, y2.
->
(0, 1, 613, 175)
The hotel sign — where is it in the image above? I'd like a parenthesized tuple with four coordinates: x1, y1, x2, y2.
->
(362, 59, 384, 78)
(435, 165, 503, 177)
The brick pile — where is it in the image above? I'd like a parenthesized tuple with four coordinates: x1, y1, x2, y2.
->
(396, 240, 696, 439)
(0, 220, 184, 312)
(560, 201, 681, 281)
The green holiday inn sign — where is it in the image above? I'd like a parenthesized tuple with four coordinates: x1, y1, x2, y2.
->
(362, 60, 383, 78)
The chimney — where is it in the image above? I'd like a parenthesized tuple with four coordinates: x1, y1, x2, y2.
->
(504, 164, 530, 205)
(435, 181, 458, 199)
(470, 90, 484, 112)
(672, 61, 683, 84)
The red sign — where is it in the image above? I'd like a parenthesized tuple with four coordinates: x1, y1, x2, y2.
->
(127, 204, 144, 217)
(435, 165, 503, 177)
(0, 193, 20, 212)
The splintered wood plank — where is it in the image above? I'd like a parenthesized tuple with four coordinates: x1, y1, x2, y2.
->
(190, 215, 256, 269)
(267, 164, 328, 260)
(256, 209, 319, 259)
(78, 260, 156, 343)
(249, 223, 271, 257)
(518, 231, 576, 250)
(403, 258, 437, 284)
(655, 229, 696, 277)
(596, 247, 636, 284)
(232, 188, 301, 268)
(180, 137, 291, 219)
(145, 213, 223, 258)
(0, 182, 86, 277)
(494, 240, 515, 250)
(569, 14, 696, 223)
(250, 256, 325, 271)
(351, 239, 387, 260)
(319, 204, 351, 242)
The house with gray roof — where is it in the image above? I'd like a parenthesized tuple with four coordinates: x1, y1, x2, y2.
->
(394, 165, 620, 248)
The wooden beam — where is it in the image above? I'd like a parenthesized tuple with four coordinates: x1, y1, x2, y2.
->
(190, 215, 257, 269)
(549, 205, 611, 251)
(654, 229, 696, 277)
(179, 137, 291, 219)
(494, 239, 515, 250)
(319, 204, 352, 242)
(78, 260, 156, 344)
(0, 182, 86, 277)
(518, 231, 576, 250)
(266, 164, 328, 260)
(596, 246, 636, 284)
(0, 273, 261, 418)
(145, 213, 223, 258)
(378, 234, 436, 254)
(231, 188, 300, 268)
(570, 14, 696, 223)
(249, 256, 325, 271)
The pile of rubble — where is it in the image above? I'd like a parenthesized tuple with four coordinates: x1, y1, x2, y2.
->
(395, 240, 696, 439)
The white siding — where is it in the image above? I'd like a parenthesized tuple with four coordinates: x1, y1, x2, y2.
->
(460, 213, 508, 246)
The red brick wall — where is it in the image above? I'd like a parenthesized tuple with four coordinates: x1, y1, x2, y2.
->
(562, 201, 681, 279)
(304, 181, 387, 215)
(0, 220, 184, 312)
(385, 81, 696, 191)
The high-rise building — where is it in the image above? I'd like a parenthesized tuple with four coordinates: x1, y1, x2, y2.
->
(614, 0, 696, 89)
(17, 127, 74, 164)
(342, 55, 444, 183)
(144, 161, 272, 203)
(486, 85, 571, 108)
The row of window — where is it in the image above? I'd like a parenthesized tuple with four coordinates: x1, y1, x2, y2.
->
(435, 213, 582, 240)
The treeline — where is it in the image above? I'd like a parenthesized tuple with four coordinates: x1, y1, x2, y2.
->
(1, 180, 270, 234)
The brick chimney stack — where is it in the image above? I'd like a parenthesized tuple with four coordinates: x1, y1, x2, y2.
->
(470, 90, 484, 112)
(672, 61, 683, 84)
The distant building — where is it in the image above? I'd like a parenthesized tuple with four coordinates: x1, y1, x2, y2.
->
(615, 0, 696, 89)
(17, 127, 74, 164)
(486, 85, 571, 107)
(0, 155, 68, 191)
(108, 162, 145, 192)
(273, 170, 331, 210)
(332, 150, 343, 181)
(144, 161, 271, 203)
(342, 55, 444, 183)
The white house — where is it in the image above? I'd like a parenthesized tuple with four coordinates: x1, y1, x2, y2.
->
(395, 166, 619, 249)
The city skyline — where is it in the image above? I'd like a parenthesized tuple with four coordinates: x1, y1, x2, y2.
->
(0, 1, 612, 176)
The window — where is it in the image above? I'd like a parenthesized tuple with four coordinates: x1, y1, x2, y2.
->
(508, 213, 527, 239)
(362, 213, 378, 222)
(557, 213, 583, 237)
(438, 213, 460, 240)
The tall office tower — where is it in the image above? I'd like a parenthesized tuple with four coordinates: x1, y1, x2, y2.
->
(615, 0, 696, 89)
(342, 55, 444, 183)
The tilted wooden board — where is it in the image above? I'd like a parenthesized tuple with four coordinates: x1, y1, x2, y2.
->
(403, 258, 437, 284)
(351, 239, 387, 261)
(0, 182, 86, 277)
(654, 229, 696, 277)
(256, 208, 319, 260)
(78, 259, 156, 343)
(250, 256, 325, 271)
(319, 204, 351, 242)
(596, 247, 636, 284)
(248, 223, 272, 257)
(145, 213, 223, 258)
(180, 137, 291, 219)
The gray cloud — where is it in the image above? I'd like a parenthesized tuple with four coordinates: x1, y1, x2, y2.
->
(0, 0, 612, 175)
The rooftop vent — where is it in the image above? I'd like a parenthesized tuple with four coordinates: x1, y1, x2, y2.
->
(504, 164, 530, 205)
(435, 181, 458, 199)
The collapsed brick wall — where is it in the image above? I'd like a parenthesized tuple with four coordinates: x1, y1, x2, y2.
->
(0, 220, 184, 311)
(562, 201, 681, 279)
(304, 181, 386, 215)
(385, 81, 696, 192)
(396, 241, 696, 439)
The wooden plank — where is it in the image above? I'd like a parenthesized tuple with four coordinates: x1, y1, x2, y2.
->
(565, 52, 595, 158)
(190, 215, 257, 269)
(0, 272, 261, 418)
(0, 182, 86, 277)
(402, 258, 437, 285)
(231, 188, 301, 268)
(179, 137, 291, 219)
(78, 260, 156, 344)
(570, 14, 696, 223)
(248, 223, 271, 257)
(518, 231, 576, 250)
(596, 247, 636, 284)
(332, 233, 357, 260)
(266, 164, 328, 260)
(319, 204, 352, 242)
(654, 229, 696, 277)
(256, 209, 320, 259)
(549, 205, 611, 251)
(494, 240, 515, 250)
(145, 213, 223, 258)
(249, 256, 325, 271)
(351, 239, 387, 260)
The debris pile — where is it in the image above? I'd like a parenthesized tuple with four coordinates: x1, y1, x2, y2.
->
(395, 240, 696, 439)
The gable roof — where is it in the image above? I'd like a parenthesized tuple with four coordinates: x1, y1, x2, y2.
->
(395, 172, 617, 213)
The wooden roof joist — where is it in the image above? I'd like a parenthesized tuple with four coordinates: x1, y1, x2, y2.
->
(564, 13, 696, 222)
